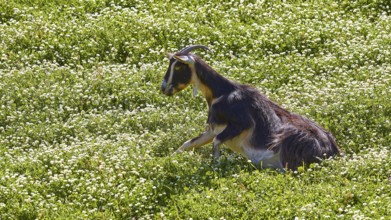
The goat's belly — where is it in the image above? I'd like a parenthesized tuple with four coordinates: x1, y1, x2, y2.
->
(242, 147, 282, 169)
(221, 128, 283, 169)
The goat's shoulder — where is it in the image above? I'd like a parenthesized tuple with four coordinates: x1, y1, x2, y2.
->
(210, 85, 254, 109)
(208, 86, 255, 124)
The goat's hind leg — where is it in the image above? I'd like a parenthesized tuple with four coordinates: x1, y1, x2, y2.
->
(174, 127, 214, 154)
(211, 122, 251, 161)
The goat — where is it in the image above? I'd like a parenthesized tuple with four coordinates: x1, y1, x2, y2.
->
(161, 45, 340, 170)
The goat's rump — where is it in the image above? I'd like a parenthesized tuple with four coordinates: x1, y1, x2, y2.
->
(269, 111, 340, 170)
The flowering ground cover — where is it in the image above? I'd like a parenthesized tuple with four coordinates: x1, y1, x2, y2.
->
(0, 0, 390, 219)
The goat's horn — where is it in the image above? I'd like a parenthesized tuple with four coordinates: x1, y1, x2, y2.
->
(178, 45, 211, 55)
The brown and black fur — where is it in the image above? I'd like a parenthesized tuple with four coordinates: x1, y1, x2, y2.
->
(161, 45, 340, 171)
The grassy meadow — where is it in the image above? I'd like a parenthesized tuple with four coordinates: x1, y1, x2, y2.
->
(1, 0, 391, 219)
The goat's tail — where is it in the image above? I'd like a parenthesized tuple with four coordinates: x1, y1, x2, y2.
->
(269, 123, 340, 171)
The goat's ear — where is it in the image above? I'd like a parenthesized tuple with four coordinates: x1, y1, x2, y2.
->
(174, 55, 195, 64)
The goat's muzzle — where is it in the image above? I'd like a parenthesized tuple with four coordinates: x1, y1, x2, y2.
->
(161, 80, 174, 96)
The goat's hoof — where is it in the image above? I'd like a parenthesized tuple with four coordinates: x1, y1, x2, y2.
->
(172, 149, 183, 155)
(212, 150, 220, 160)
(212, 154, 220, 163)
(211, 157, 222, 168)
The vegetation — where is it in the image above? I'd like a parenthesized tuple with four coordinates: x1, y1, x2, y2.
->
(0, 0, 390, 219)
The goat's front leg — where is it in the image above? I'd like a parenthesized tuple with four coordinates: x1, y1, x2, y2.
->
(175, 126, 215, 154)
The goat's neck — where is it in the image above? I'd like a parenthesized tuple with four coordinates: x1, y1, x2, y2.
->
(191, 60, 236, 106)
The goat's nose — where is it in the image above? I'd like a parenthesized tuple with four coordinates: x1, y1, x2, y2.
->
(161, 80, 167, 93)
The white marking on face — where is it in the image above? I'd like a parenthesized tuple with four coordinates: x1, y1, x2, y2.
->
(161, 80, 167, 89)
(166, 60, 178, 88)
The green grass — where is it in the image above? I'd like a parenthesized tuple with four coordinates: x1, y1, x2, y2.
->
(1, 0, 390, 219)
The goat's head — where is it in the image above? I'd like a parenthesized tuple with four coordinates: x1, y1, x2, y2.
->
(161, 45, 210, 96)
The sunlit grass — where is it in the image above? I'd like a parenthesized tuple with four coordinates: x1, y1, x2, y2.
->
(0, 0, 390, 219)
